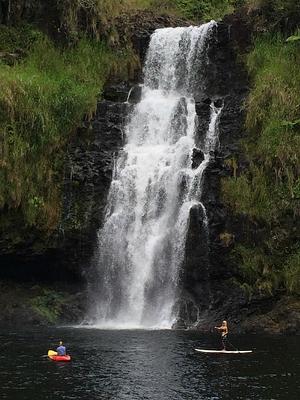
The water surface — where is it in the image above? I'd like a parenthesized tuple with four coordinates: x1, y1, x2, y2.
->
(0, 328, 299, 399)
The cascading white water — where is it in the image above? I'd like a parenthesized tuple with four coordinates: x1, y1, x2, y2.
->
(89, 21, 222, 329)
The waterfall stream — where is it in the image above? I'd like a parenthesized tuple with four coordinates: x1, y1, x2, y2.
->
(89, 21, 222, 328)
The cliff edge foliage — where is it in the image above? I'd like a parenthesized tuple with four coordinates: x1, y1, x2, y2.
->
(222, 1, 300, 296)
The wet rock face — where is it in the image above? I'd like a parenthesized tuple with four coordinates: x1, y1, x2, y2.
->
(192, 148, 205, 169)
(194, 98, 211, 148)
(178, 21, 250, 328)
(57, 96, 133, 276)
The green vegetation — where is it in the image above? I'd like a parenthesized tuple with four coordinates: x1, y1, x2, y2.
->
(0, 24, 41, 54)
(55, 0, 126, 41)
(125, 0, 239, 21)
(245, 0, 299, 16)
(129, 0, 300, 23)
(30, 288, 70, 323)
(0, 25, 138, 230)
(222, 32, 300, 295)
(240, 1, 300, 35)
(173, 0, 235, 20)
(129, 0, 300, 24)
(284, 249, 300, 294)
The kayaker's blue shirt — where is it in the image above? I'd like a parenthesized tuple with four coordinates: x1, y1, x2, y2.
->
(56, 345, 66, 356)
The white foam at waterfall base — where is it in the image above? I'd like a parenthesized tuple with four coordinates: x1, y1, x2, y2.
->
(87, 21, 221, 329)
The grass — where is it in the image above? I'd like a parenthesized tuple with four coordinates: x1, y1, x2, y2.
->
(56, 0, 126, 41)
(222, 32, 300, 295)
(174, 0, 235, 20)
(0, 26, 138, 230)
(223, 34, 300, 220)
(233, 244, 284, 295)
(0, 24, 42, 54)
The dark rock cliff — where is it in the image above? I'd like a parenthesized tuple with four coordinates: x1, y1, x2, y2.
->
(178, 21, 300, 334)
(58, 86, 135, 278)
(1, 7, 298, 332)
(177, 21, 251, 330)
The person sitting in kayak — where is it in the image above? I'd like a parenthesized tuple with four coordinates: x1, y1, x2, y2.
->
(56, 341, 67, 356)
(215, 320, 228, 350)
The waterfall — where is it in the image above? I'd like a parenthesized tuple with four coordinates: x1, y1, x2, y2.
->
(88, 21, 222, 329)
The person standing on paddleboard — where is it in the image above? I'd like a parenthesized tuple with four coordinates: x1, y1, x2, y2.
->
(215, 320, 228, 350)
(56, 341, 67, 356)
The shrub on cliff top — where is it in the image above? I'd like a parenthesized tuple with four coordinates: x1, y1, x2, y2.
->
(56, 0, 125, 40)
(234, 244, 283, 295)
(174, 0, 236, 20)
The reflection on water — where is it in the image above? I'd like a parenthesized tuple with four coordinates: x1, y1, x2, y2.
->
(0, 328, 299, 400)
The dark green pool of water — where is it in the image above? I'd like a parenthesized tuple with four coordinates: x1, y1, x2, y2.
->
(0, 328, 299, 399)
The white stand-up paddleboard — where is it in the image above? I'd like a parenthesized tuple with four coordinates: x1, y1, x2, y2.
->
(195, 349, 252, 354)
